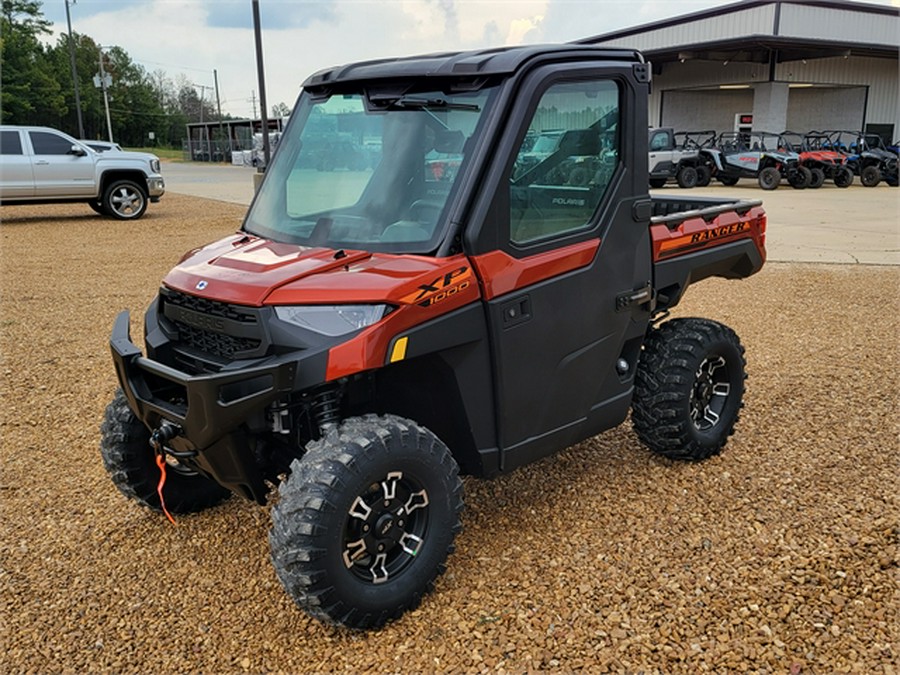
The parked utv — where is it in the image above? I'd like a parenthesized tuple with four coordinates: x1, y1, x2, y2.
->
(824, 130, 899, 187)
(702, 131, 810, 190)
(647, 128, 716, 188)
(102, 45, 766, 629)
(780, 131, 853, 188)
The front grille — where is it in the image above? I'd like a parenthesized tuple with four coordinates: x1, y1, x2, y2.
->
(161, 289, 264, 360)
(173, 323, 261, 359)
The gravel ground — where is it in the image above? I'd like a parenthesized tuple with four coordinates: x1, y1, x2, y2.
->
(1, 195, 897, 673)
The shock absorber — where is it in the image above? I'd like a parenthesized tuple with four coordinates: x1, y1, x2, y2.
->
(311, 386, 342, 434)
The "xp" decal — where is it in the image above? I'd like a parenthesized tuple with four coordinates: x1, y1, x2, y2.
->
(404, 266, 472, 307)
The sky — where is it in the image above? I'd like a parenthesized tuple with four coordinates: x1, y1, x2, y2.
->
(41, 0, 899, 119)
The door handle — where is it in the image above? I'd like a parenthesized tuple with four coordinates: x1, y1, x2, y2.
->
(35, 160, 49, 165)
(501, 295, 531, 328)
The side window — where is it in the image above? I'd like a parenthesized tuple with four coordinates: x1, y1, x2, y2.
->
(0, 131, 23, 155)
(509, 80, 619, 245)
(649, 132, 668, 151)
(29, 131, 75, 155)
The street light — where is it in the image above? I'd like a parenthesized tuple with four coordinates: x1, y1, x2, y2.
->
(64, 0, 84, 138)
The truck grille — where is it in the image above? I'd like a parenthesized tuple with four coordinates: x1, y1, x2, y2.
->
(161, 289, 264, 360)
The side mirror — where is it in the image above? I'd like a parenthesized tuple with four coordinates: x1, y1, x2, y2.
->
(70, 144, 87, 157)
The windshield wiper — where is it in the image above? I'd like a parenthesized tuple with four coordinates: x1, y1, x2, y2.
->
(377, 96, 481, 112)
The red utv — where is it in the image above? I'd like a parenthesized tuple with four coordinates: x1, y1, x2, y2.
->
(780, 131, 853, 188)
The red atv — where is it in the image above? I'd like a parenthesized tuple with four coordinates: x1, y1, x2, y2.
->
(780, 131, 853, 188)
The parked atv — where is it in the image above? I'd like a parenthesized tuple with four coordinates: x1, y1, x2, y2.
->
(701, 131, 810, 190)
(648, 128, 716, 189)
(780, 131, 853, 188)
(824, 130, 899, 187)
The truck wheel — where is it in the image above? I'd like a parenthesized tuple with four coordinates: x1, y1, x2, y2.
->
(758, 167, 781, 190)
(270, 415, 463, 629)
(860, 165, 881, 187)
(808, 167, 825, 189)
(833, 166, 853, 188)
(102, 179, 148, 220)
(632, 318, 746, 461)
(100, 390, 231, 513)
(649, 178, 667, 189)
(695, 165, 712, 187)
(676, 165, 698, 189)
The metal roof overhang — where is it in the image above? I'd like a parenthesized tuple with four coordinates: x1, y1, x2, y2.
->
(646, 35, 899, 65)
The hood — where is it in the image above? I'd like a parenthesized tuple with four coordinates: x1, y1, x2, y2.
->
(97, 150, 160, 164)
(164, 233, 472, 308)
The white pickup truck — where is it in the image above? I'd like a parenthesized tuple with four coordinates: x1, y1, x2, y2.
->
(0, 125, 165, 220)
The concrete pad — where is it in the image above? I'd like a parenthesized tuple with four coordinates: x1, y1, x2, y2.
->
(162, 161, 900, 265)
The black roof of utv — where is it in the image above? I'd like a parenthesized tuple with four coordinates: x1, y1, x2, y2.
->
(302, 44, 645, 88)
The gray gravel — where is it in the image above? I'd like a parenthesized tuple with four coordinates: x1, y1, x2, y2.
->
(1, 195, 897, 673)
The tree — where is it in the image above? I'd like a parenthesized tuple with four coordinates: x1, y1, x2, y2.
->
(0, 0, 65, 123)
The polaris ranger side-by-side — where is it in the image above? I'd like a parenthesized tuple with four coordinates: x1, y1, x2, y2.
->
(102, 45, 766, 629)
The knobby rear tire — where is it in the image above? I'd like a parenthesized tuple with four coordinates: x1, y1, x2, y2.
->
(632, 319, 747, 461)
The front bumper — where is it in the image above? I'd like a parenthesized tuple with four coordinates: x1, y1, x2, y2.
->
(147, 176, 165, 200)
(110, 310, 296, 502)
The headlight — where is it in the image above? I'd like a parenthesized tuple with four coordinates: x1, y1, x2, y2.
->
(274, 305, 390, 336)
(150, 158, 161, 173)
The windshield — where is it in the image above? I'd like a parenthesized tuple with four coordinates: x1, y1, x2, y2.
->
(243, 86, 496, 254)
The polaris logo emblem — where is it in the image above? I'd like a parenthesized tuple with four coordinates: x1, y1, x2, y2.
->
(551, 197, 586, 206)
(196, 280, 208, 290)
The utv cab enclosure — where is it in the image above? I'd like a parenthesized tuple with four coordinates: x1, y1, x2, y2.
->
(103, 44, 766, 629)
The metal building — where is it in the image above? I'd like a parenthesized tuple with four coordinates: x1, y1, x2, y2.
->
(581, 0, 899, 141)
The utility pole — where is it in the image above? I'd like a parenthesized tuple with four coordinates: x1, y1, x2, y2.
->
(252, 0, 271, 169)
(64, 0, 84, 138)
(248, 91, 258, 119)
(194, 83, 212, 160)
(97, 45, 114, 142)
(214, 69, 225, 162)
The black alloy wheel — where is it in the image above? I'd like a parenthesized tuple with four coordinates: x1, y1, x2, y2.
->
(833, 166, 853, 188)
(632, 318, 747, 461)
(270, 415, 463, 629)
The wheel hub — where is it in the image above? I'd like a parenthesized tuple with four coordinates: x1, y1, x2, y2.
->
(342, 471, 429, 584)
(690, 355, 731, 431)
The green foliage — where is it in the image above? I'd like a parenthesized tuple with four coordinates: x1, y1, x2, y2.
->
(1, 0, 66, 123)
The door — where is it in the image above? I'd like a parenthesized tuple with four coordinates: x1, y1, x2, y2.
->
(28, 130, 96, 197)
(0, 129, 35, 198)
(469, 70, 652, 471)
(648, 129, 674, 174)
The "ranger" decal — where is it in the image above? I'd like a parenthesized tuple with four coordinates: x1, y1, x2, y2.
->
(690, 222, 747, 243)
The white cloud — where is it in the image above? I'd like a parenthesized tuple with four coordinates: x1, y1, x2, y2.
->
(47, 0, 898, 119)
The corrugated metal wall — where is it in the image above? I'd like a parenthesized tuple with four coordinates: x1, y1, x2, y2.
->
(778, 4, 898, 45)
(598, 6, 776, 51)
(593, 2, 898, 136)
